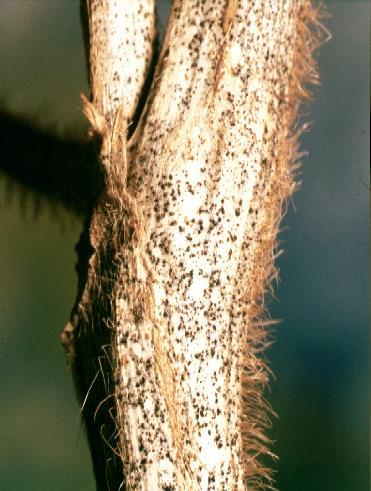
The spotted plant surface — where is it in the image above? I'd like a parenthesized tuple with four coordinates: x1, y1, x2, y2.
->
(66, 1, 326, 489)
(86, 0, 156, 126)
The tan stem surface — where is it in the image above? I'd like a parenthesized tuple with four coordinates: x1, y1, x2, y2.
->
(71, 1, 326, 489)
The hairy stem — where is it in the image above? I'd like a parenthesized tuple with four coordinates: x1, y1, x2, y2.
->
(66, 1, 326, 489)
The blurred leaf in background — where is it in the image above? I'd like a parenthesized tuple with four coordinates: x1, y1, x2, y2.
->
(0, 1, 368, 490)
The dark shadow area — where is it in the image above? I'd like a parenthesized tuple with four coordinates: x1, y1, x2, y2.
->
(0, 110, 103, 216)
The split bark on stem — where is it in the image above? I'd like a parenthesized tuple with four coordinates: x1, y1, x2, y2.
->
(64, 1, 326, 489)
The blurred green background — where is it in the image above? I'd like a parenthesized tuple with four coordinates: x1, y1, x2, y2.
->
(0, 1, 368, 490)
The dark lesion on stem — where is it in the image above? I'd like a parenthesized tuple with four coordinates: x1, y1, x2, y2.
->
(68, 3, 161, 488)
(1, 1, 160, 488)
(69, 235, 125, 489)
(0, 105, 123, 488)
